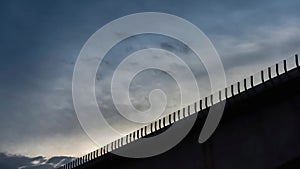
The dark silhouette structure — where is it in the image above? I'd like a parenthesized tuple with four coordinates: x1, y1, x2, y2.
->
(60, 55, 300, 169)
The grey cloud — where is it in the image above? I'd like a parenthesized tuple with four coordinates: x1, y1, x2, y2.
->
(160, 42, 190, 54)
(0, 153, 73, 169)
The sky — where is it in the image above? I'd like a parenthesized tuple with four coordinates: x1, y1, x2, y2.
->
(1, 0, 300, 168)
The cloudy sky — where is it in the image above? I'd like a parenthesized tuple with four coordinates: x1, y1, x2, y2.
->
(1, 0, 300, 168)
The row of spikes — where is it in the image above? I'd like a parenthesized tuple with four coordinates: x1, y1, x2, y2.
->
(58, 54, 299, 169)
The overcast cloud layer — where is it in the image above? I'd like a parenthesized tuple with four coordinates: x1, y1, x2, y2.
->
(0, 0, 300, 167)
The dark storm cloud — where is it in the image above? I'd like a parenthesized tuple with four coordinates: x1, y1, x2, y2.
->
(0, 0, 300, 164)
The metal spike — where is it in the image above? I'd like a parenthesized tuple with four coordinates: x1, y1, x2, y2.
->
(173, 112, 176, 122)
(159, 119, 162, 129)
(133, 131, 136, 140)
(276, 64, 279, 76)
(137, 130, 140, 139)
(150, 123, 153, 133)
(144, 126, 147, 136)
(231, 85, 234, 96)
(140, 128, 144, 137)
(284, 60, 287, 72)
(250, 75, 254, 87)
(199, 100, 203, 110)
(261, 70, 265, 83)
(205, 97, 208, 108)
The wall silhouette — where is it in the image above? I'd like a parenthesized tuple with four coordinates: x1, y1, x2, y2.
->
(60, 55, 300, 169)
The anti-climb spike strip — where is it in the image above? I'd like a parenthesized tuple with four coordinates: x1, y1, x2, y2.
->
(60, 53, 300, 169)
